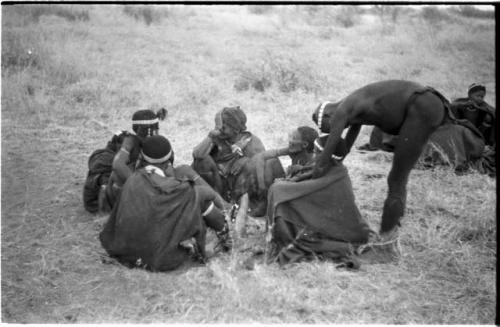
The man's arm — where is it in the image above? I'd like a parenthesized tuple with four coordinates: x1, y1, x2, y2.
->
(344, 124, 361, 154)
(192, 135, 215, 159)
(312, 109, 348, 178)
(177, 164, 229, 210)
(111, 136, 138, 186)
(255, 148, 289, 193)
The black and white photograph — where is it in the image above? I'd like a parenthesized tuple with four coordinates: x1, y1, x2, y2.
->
(1, 3, 496, 323)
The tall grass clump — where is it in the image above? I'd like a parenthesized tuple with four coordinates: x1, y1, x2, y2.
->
(123, 6, 169, 25)
(301, 6, 362, 28)
(420, 6, 452, 27)
(233, 51, 326, 93)
(2, 4, 89, 25)
(2, 28, 82, 87)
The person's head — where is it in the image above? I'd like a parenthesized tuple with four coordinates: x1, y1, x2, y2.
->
(288, 126, 319, 154)
(311, 101, 336, 134)
(132, 108, 167, 140)
(141, 134, 174, 168)
(467, 83, 486, 105)
(214, 106, 247, 141)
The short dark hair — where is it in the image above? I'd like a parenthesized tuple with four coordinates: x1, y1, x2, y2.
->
(297, 126, 319, 152)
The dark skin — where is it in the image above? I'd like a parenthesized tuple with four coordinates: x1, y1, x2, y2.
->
(312, 80, 446, 236)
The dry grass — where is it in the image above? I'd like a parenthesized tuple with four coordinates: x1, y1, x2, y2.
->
(1, 4, 496, 324)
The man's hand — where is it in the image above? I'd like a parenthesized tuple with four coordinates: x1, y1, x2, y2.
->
(311, 156, 331, 179)
(208, 129, 222, 139)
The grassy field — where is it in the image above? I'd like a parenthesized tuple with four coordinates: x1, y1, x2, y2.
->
(1, 4, 496, 323)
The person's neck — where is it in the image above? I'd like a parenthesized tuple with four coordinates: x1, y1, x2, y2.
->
(146, 162, 174, 177)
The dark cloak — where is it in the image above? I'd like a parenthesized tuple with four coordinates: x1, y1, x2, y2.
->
(99, 167, 206, 271)
(266, 164, 373, 266)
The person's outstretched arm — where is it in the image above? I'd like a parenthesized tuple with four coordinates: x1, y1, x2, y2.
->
(254, 147, 290, 194)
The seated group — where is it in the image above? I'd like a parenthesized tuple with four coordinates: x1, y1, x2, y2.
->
(84, 82, 495, 272)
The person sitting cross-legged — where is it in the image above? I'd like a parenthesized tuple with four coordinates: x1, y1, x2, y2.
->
(192, 106, 285, 236)
(100, 135, 232, 272)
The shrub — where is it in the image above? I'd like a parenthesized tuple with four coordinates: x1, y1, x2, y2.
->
(2, 28, 82, 87)
(247, 5, 274, 15)
(1, 29, 46, 71)
(123, 6, 168, 25)
(233, 52, 325, 93)
(301, 6, 361, 28)
(420, 6, 451, 26)
(448, 5, 494, 19)
(2, 4, 89, 25)
(372, 5, 401, 24)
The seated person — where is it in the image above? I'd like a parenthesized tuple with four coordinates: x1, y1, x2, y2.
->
(266, 133, 373, 267)
(100, 135, 232, 272)
(451, 83, 495, 147)
(83, 108, 166, 214)
(254, 126, 318, 194)
(192, 106, 285, 235)
(100, 108, 167, 211)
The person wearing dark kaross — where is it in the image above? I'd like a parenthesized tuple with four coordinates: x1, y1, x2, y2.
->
(265, 131, 374, 268)
(254, 126, 319, 193)
(83, 108, 167, 213)
(192, 106, 285, 236)
(451, 83, 495, 147)
(99, 108, 168, 212)
(100, 135, 232, 272)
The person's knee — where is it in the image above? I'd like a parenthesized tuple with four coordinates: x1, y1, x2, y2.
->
(203, 205, 226, 231)
(192, 157, 217, 173)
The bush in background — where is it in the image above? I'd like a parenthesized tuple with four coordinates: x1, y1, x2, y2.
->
(420, 6, 452, 26)
(1, 29, 44, 71)
(2, 4, 89, 25)
(448, 5, 494, 19)
(233, 51, 325, 93)
(247, 5, 274, 15)
(123, 6, 169, 25)
(2, 27, 83, 88)
(302, 6, 362, 28)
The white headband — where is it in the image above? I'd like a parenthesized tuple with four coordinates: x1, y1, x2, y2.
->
(317, 101, 331, 131)
(141, 149, 172, 164)
(132, 118, 159, 125)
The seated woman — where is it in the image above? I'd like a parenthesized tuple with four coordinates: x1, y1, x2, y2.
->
(266, 133, 374, 267)
(100, 135, 231, 272)
(254, 126, 319, 194)
(83, 108, 166, 213)
(192, 106, 285, 236)
(451, 83, 495, 147)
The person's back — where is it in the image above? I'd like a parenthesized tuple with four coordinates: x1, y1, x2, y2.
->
(100, 135, 231, 271)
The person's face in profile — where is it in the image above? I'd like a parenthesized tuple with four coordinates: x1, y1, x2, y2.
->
(288, 130, 307, 154)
